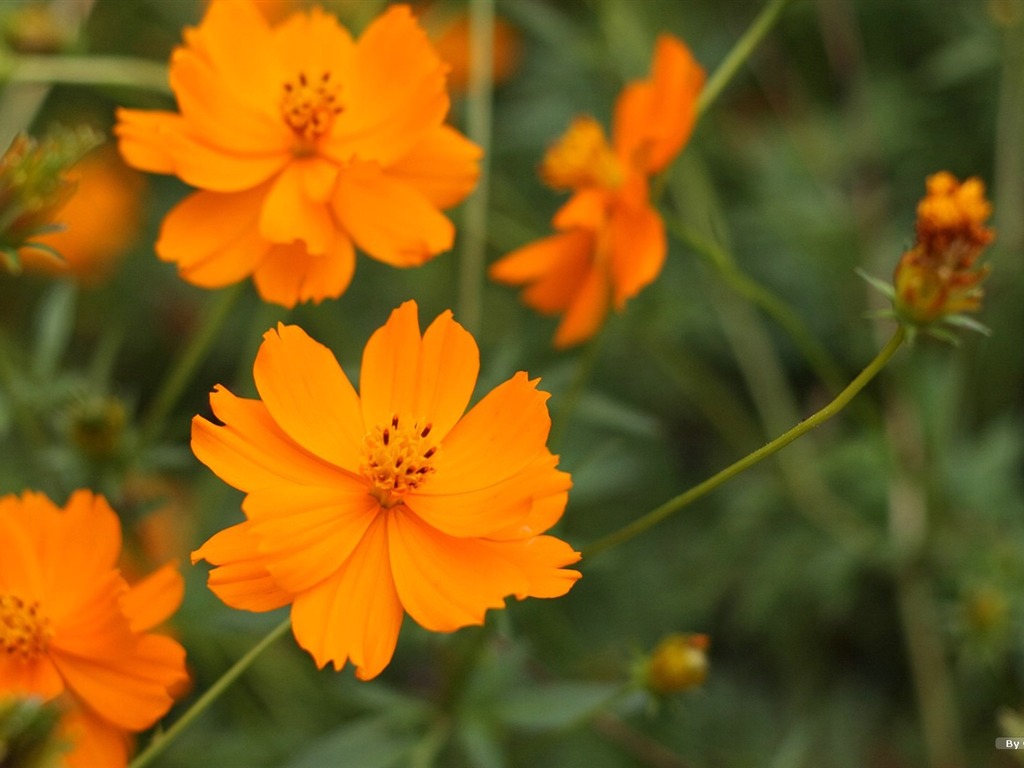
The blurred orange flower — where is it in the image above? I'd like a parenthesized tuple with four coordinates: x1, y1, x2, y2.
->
(490, 35, 704, 347)
(424, 7, 521, 93)
(192, 301, 580, 680)
(20, 146, 144, 285)
(116, 1, 480, 308)
(893, 171, 993, 325)
(0, 490, 187, 768)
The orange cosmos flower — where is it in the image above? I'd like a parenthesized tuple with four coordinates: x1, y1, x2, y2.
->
(893, 171, 993, 325)
(20, 146, 145, 285)
(489, 34, 704, 348)
(191, 300, 581, 680)
(116, 1, 481, 308)
(0, 490, 188, 768)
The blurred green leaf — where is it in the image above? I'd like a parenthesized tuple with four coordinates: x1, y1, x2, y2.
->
(31, 280, 75, 379)
(495, 682, 622, 731)
(284, 716, 420, 768)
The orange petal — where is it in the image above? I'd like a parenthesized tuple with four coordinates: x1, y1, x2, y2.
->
(326, 5, 448, 167)
(388, 510, 527, 632)
(359, 300, 421, 429)
(245, 484, 379, 594)
(552, 188, 609, 232)
(61, 705, 130, 768)
(271, 5, 355, 86)
(613, 34, 704, 175)
(157, 187, 270, 289)
(191, 522, 293, 612)
(608, 201, 665, 308)
(0, 494, 53, 599)
(485, 535, 581, 599)
(258, 162, 337, 254)
(421, 372, 552, 499)
(553, 262, 609, 348)
(290, 514, 403, 679)
(407, 452, 569, 539)
(251, 236, 356, 308)
(53, 632, 186, 731)
(120, 562, 184, 633)
(490, 230, 594, 314)
(253, 323, 365, 470)
(192, 386, 358, 492)
(116, 108, 289, 192)
(334, 161, 454, 267)
(387, 125, 481, 208)
(0, 653, 65, 702)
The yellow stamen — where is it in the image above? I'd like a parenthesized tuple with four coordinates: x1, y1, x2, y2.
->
(280, 70, 343, 151)
(361, 415, 439, 507)
(540, 116, 624, 191)
(0, 594, 54, 663)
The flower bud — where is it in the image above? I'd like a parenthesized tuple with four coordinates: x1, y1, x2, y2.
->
(642, 633, 709, 695)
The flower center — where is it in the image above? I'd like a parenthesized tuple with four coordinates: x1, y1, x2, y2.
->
(280, 70, 343, 150)
(0, 594, 54, 663)
(360, 415, 439, 507)
(540, 116, 624, 191)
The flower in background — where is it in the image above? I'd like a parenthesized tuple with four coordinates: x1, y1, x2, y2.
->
(20, 146, 145, 285)
(0, 490, 187, 768)
(192, 301, 580, 680)
(490, 35, 704, 348)
(0, 127, 101, 274)
(116, 0, 481, 308)
(422, 5, 522, 94)
(892, 171, 993, 328)
(641, 633, 709, 695)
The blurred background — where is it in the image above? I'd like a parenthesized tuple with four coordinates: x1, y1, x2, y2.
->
(1, 0, 1023, 766)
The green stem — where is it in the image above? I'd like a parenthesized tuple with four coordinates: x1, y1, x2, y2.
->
(583, 326, 905, 559)
(457, 0, 495, 335)
(2, 54, 171, 94)
(695, 0, 797, 118)
(139, 284, 243, 446)
(128, 618, 292, 768)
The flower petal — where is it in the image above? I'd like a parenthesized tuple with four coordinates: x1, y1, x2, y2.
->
(485, 535, 581, 599)
(244, 484, 379, 594)
(252, 236, 356, 308)
(270, 5, 355, 86)
(192, 386, 358, 492)
(388, 509, 527, 632)
(490, 230, 594, 314)
(326, 5, 449, 167)
(119, 562, 184, 633)
(61, 706, 129, 768)
(157, 188, 270, 289)
(608, 201, 665, 308)
(290, 514, 402, 679)
(334, 161, 454, 267)
(191, 522, 293, 612)
(553, 261, 609, 348)
(253, 323, 365, 470)
(388, 125, 481, 208)
(258, 162, 337, 254)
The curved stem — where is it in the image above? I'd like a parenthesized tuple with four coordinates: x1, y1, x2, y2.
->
(3, 54, 171, 95)
(139, 284, 244, 446)
(457, 0, 495, 335)
(128, 617, 292, 768)
(582, 326, 905, 559)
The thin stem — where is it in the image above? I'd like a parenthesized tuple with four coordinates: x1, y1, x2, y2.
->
(695, 0, 797, 118)
(457, 0, 495, 335)
(583, 326, 905, 559)
(2, 54, 171, 95)
(128, 617, 292, 768)
(139, 284, 244, 446)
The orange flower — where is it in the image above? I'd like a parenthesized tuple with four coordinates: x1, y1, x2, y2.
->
(116, 1, 481, 308)
(893, 171, 993, 325)
(0, 490, 187, 768)
(424, 7, 522, 94)
(20, 146, 145, 285)
(489, 35, 704, 347)
(191, 301, 581, 680)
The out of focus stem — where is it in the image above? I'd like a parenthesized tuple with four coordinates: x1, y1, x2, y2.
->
(583, 326, 905, 559)
(457, 0, 495, 335)
(128, 618, 292, 768)
(1, 54, 171, 94)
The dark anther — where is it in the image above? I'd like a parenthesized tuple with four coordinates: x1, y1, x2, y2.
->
(421, 424, 432, 437)
(423, 447, 436, 459)
(382, 428, 390, 446)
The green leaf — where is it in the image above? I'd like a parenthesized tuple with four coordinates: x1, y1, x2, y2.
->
(495, 682, 623, 731)
(284, 716, 419, 768)
(32, 281, 77, 379)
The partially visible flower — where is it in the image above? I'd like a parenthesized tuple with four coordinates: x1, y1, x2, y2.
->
(20, 147, 145, 285)
(0, 490, 188, 768)
(0, 127, 101, 274)
(423, 6, 521, 94)
(489, 35, 704, 347)
(117, 0, 481, 308)
(192, 300, 581, 680)
(641, 633, 709, 695)
(892, 172, 994, 327)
